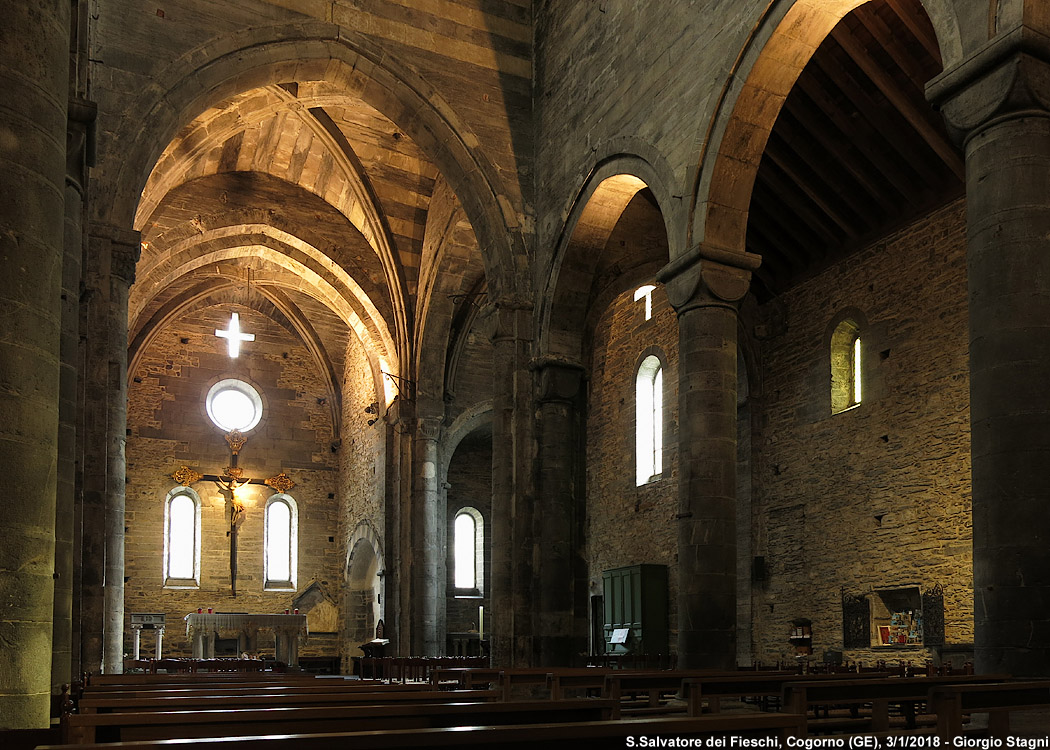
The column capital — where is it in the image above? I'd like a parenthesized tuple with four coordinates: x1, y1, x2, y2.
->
(529, 357, 586, 404)
(89, 223, 141, 284)
(656, 243, 760, 314)
(927, 26, 1050, 142)
(416, 415, 443, 442)
(485, 297, 533, 344)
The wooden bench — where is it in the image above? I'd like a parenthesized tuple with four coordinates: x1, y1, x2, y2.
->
(76, 688, 499, 714)
(85, 673, 323, 688)
(61, 698, 616, 743)
(929, 680, 1050, 738)
(43, 713, 807, 750)
(783, 675, 1009, 736)
(603, 670, 787, 716)
(84, 681, 437, 702)
(682, 671, 893, 714)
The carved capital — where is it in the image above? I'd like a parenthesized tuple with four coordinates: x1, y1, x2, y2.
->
(90, 223, 142, 284)
(530, 357, 586, 404)
(656, 243, 760, 314)
(928, 26, 1050, 141)
(416, 415, 443, 442)
(486, 297, 534, 344)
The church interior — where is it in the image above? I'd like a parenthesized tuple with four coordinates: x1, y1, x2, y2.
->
(5, 0, 1050, 739)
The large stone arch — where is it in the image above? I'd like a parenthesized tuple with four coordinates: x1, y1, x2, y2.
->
(100, 20, 523, 300)
(538, 150, 678, 363)
(688, 0, 964, 255)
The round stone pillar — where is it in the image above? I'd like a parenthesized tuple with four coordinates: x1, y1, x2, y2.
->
(53, 97, 96, 695)
(488, 301, 533, 667)
(0, 0, 70, 729)
(411, 414, 445, 656)
(657, 245, 757, 670)
(532, 359, 587, 666)
(930, 37, 1050, 677)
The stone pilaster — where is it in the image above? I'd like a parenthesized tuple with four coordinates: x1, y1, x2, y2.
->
(53, 97, 96, 695)
(928, 27, 1050, 677)
(657, 243, 758, 670)
(488, 300, 533, 667)
(0, 0, 70, 728)
(410, 414, 446, 655)
(532, 358, 587, 666)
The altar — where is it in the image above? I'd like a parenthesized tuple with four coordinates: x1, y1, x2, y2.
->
(184, 613, 307, 667)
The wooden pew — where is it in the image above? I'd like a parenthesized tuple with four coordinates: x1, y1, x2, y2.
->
(783, 674, 1009, 736)
(85, 673, 323, 688)
(62, 698, 615, 743)
(87, 682, 436, 702)
(76, 688, 499, 714)
(602, 670, 794, 716)
(43, 713, 807, 750)
(682, 671, 892, 714)
(929, 680, 1050, 738)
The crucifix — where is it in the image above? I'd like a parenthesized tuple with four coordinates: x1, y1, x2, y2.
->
(171, 431, 295, 596)
(216, 312, 255, 358)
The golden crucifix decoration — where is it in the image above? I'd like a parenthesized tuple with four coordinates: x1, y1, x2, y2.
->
(166, 431, 295, 597)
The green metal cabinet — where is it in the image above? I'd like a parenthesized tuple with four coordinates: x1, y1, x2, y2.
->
(602, 564, 668, 656)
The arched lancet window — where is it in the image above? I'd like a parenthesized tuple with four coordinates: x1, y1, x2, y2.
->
(164, 487, 201, 588)
(264, 494, 298, 590)
(831, 319, 862, 414)
(636, 354, 663, 486)
(453, 507, 484, 592)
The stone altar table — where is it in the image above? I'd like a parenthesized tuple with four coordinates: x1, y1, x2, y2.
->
(184, 613, 307, 667)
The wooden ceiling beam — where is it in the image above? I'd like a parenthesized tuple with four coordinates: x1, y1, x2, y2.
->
(830, 26, 963, 179)
(764, 122, 871, 238)
(748, 181, 828, 267)
(851, 6, 931, 92)
(811, 47, 952, 192)
(782, 89, 899, 216)
(752, 156, 846, 251)
(884, 0, 941, 63)
(745, 221, 798, 281)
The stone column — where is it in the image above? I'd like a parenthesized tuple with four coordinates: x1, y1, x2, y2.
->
(410, 413, 445, 655)
(532, 359, 587, 666)
(929, 31, 1050, 677)
(657, 245, 757, 670)
(53, 97, 95, 696)
(488, 301, 533, 667)
(0, 0, 70, 729)
(80, 224, 139, 674)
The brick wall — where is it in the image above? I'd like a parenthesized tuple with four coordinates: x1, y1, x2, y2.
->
(125, 303, 342, 659)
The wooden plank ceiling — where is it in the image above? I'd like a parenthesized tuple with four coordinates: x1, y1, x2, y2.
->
(746, 0, 963, 300)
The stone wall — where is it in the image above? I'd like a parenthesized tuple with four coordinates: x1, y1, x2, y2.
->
(750, 199, 972, 665)
(586, 283, 680, 651)
(445, 430, 492, 644)
(125, 303, 342, 659)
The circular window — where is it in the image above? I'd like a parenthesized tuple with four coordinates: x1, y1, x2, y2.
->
(206, 379, 263, 432)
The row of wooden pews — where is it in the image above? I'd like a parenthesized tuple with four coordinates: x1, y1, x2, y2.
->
(43, 666, 807, 749)
(40, 665, 1050, 750)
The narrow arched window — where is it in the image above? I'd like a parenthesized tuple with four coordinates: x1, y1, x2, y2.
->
(164, 487, 200, 588)
(264, 494, 298, 590)
(453, 507, 484, 592)
(831, 319, 862, 414)
(636, 354, 663, 485)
